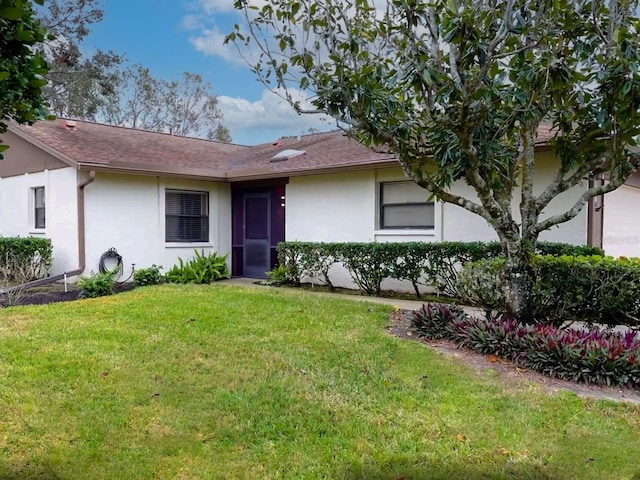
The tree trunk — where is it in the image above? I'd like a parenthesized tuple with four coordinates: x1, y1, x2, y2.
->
(500, 239, 536, 323)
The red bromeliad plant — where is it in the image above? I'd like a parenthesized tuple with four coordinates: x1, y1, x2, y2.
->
(412, 303, 640, 388)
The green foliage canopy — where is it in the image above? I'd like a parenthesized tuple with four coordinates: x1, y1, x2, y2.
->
(0, 0, 50, 158)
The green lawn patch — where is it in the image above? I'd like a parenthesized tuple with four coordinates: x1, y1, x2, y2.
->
(0, 284, 639, 479)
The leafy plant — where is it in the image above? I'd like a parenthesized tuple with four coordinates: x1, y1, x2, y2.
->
(165, 250, 229, 284)
(411, 302, 467, 339)
(456, 259, 506, 317)
(266, 264, 289, 285)
(411, 304, 640, 389)
(133, 265, 163, 287)
(0, 236, 53, 284)
(78, 269, 118, 298)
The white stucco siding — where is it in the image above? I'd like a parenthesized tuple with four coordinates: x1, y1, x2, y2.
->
(603, 185, 640, 257)
(0, 167, 79, 275)
(286, 171, 376, 242)
(286, 156, 588, 247)
(533, 152, 588, 244)
(83, 173, 231, 279)
(442, 151, 588, 245)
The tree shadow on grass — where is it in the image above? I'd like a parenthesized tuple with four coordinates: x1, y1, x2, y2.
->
(338, 457, 564, 480)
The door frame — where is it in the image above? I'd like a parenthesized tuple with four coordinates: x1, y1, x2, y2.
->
(231, 179, 288, 277)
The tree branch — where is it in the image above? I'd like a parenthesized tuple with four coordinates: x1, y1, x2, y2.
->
(534, 175, 627, 233)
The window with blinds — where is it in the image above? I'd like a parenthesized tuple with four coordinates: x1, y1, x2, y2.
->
(34, 186, 45, 229)
(379, 181, 434, 229)
(165, 190, 209, 242)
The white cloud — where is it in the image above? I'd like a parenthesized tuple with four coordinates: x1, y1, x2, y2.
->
(179, 14, 203, 31)
(188, 26, 247, 65)
(191, 0, 236, 14)
(219, 88, 333, 143)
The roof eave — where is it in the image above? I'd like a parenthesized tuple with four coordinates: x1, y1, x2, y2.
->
(77, 161, 228, 182)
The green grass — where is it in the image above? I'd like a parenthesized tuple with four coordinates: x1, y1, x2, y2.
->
(0, 284, 639, 479)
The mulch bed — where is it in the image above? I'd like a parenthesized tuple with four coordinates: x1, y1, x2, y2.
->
(388, 309, 640, 404)
(0, 283, 135, 307)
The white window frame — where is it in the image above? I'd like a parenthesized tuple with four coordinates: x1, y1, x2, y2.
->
(378, 180, 435, 230)
(165, 189, 210, 243)
(31, 186, 46, 231)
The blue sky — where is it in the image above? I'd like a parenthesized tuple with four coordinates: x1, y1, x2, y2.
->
(84, 0, 332, 145)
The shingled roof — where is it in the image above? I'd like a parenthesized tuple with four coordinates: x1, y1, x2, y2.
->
(224, 130, 397, 180)
(7, 118, 558, 181)
(8, 119, 249, 180)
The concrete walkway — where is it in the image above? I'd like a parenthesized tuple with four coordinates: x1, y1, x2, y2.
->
(219, 277, 478, 312)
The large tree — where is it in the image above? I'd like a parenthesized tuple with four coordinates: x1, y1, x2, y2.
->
(101, 67, 232, 142)
(35, 0, 124, 119)
(0, 0, 50, 158)
(228, 0, 640, 321)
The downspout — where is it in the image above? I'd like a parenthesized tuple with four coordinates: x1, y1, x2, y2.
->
(587, 174, 605, 249)
(0, 170, 96, 294)
(74, 170, 96, 276)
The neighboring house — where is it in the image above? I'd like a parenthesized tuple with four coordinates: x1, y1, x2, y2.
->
(0, 119, 635, 284)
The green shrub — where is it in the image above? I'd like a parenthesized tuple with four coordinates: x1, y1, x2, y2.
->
(457, 255, 640, 328)
(165, 250, 229, 284)
(534, 255, 640, 327)
(276, 241, 599, 299)
(133, 265, 163, 287)
(265, 264, 288, 285)
(298, 243, 339, 290)
(276, 242, 305, 285)
(456, 258, 506, 315)
(340, 243, 397, 295)
(78, 270, 117, 298)
(0, 236, 53, 284)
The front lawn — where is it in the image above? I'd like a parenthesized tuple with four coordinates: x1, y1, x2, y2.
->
(0, 285, 639, 479)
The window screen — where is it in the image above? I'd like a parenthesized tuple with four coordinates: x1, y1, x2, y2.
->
(34, 187, 45, 229)
(380, 181, 434, 229)
(165, 190, 209, 242)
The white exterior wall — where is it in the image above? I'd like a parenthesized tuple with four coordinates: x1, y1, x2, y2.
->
(442, 151, 588, 244)
(285, 155, 589, 291)
(285, 171, 376, 242)
(603, 185, 640, 257)
(0, 167, 79, 275)
(84, 173, 231, 279)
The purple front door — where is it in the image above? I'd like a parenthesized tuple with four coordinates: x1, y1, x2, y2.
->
(231, 181, 286, 278)
(243, 193, 271, 277)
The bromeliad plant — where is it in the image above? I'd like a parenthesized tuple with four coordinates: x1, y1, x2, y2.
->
(411, 303, 640, 389)
(411, 302, 467, 339)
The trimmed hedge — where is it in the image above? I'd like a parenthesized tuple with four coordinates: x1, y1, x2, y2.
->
(0, 236, 52, 284)
(277, 241, 604, 297)
(458, 255, 640, 328)
(411, 303, 640, 389)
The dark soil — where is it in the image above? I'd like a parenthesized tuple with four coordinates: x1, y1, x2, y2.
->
(0, 283, 135, 307)
(388, 309, 640, 405)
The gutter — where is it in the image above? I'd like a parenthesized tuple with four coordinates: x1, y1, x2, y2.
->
(0, 170, 96, 294)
